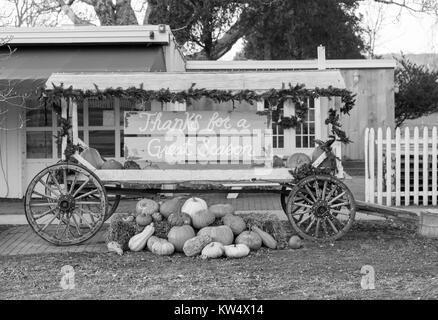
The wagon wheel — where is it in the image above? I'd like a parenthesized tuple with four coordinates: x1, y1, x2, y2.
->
(285, 175, 355, 242)
(25, 163, 108, 246)
(45, 170, 120, 221)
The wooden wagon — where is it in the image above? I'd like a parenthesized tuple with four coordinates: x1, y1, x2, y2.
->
(23, 71, 357, 246)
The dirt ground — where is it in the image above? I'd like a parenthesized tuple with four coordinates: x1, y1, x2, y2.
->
(0, 220, 437, 300)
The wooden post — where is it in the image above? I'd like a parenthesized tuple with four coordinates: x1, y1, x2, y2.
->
(71, 98, 79, 145)
(61, 98, 68, 161)
(364, 128, 369, 202)
(395, 127, 401, 206)
(317, 45, 326, 70)
(432, 127, 437, 206)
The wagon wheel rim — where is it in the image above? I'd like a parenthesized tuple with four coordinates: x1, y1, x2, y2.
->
(281, 185, 303, 222)
(286, 175, 355, 242)
(25, 163, 107, 246)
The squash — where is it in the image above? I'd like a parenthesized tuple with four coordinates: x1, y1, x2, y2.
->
(201, 242, 225, 259)
(209, 204, 234, 218)
(168, 212, 191, 227)
(167, 225, 196, 252)
(151, 238, 175, 256)
(152, 211, 163, 222)
(159, 196, 186, 218)
(101, 159, 123, 170)
(181, 197, 208, 218)
(123, 160, 141, 170)
(191, 209, 215, 229)
(146, 236, 161, 252)
(235, 231, 262, 251)
(128, 223, 155, 251)
(183, 234, 212, 257)
(197, 225, 234, 245)
(224, 244, 250, 258)
(251, 226, 277, 249)
(288, 235, 303, 249)
(136, 198, 159, 216)
(222, 214, 246, 235)
(80, 148, 104, 169)
(136, 213, 153, 227)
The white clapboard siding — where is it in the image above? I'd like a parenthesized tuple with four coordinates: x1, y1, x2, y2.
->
(365, 126, 438, 206)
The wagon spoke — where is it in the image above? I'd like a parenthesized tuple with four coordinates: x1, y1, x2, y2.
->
(38, 178, 60, 197)
(76, 201, 101, 206)
(40, 212, 60, 232)
(72, 177, 91, 197)
(328, 191, 346, 204)
(326, 217, 339, 233)
(297, 213, 312, 226)
(30, 202, 59, 207)
(292, 202, 312, 209)
(63, 168, 68, 192)
(305, 218, 316, 233)
(70, 213, 83, 236)
(321, 181, 327, 200)
(313, 181, 321, 199)
(34, 207, 58, 220)
(69, 172, 78, 194)
(304, 184, 317, 202)
(32, 190, 57, 201)
(48, 171, 64, 194)
(315, 218, 321, 238)
(75, 189, 99, 200)
(330, 201, 350, 209)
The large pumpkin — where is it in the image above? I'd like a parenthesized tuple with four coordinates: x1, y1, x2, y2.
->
(181, 197, 208, 218)
(191, 209, 215, 229)
(80, 148, 104, 169)
(147, 236, 175, 256)
(168, 212, 191, 227)
(222, 214, 246, 235)
(101, 159, 123, 170)
(201, 242, 225, 259)
(209, 204, 234, 218)
(167, 225, 196, 252)
(136, 198, 159, 216)
(159, 196, 186, 218)
(235, 231, 262, 251)
(197, 225, 234, 245)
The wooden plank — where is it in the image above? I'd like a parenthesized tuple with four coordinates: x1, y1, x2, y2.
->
(432, 127, 437, 206)
(395, 127, 401, 206)
(369, 128, 375, 204)
(385, 127, 392, 206)
(404, 127, 410, 206)
(364, 127, 369, 202)
(356, 200, 419, 222)
(423, 127, 429, 206)
(377, 127, 383, 205)
(413, 127, 419, 205)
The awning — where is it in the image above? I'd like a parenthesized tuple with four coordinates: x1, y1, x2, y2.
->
(0, 45, 167, 95)
(45, 70, 346, 91)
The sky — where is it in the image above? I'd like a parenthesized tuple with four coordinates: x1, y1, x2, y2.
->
(1, 0, 438, 60)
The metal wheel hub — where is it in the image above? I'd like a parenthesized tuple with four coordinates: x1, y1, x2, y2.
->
(58, 194, 76, 213)
(312, 200, 330, 218)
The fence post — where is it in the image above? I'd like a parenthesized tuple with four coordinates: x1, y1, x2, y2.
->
(364, 128, 369, 202)
(369, 128, 375, 204)
(386, 127, 392, 206)
(423, 127, 429, 206)
(433, 127, 437, 206)
(395, 127, 401, 206)
(377, 128, 383, 205)
(404, 127, 410, 206)
(413, 127, 419, 205)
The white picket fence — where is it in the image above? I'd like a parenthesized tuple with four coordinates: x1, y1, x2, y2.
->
(365, 126, 438, 206)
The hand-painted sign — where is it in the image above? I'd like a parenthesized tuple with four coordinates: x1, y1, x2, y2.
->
(124, 111, 269, 163)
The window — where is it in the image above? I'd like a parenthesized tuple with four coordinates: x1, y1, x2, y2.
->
(296, 98, 316, 148)
(25, 99, 53, 159)
(264, 100, 285, 149)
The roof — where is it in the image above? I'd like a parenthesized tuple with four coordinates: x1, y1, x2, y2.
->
(186, 59, 396, 71)
(45, 70, 346, 91)
(0, 25, 170, 45)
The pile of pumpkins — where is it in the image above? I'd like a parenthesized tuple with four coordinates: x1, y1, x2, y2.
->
(123, 196, 285, 259)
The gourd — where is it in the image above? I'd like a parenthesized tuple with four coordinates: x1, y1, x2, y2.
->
(80, 148, 104, 169)
(288, 235, 303, 249)
(183, 234, 212, 257)
(151, 238, 175, 256)
(128, 223, 155, 252)
(152, 211, 163, 222)
(101, 159, 124, 170)
(201, 242, 225, 259)
(197, 225, 234, 245)
(136, 198, 159, 216)
(136, 213, 153, 227)
(159, 196, 186, 218)
(209, 204, 234, 218)
(167, 225, 196, 252)
(223, 244, 250, 259)
(146, 236, 161, 252)
(222, 214, 246, 235)
(168, 212, 191, 227)
(235, 231, 262, 251)
(181, 197, 208, 218)
(123, 160, 141, 170)
(251, 226, 277, 249)
(191, 209, 215, 229)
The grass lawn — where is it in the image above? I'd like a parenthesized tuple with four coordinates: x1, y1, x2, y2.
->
(0, 220, 437, 300)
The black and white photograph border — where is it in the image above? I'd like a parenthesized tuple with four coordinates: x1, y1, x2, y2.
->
(0, 0, 437, 305)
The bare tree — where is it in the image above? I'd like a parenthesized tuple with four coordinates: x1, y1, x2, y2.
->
(361, 0, 388, 58)
(0, 0, 63, 27)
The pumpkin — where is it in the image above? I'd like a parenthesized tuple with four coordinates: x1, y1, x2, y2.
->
(152, 211, 163, 222)
(201, 242, 225, 259)
(123, 160, 141, 170)
(197, 225, 234, 245)
(235, 231, 262, 251)
(222, 214, 246, 235)
(191, 209, 215, 229)
(151, 238, 175, 256)
(168, 212, 192, 227)
(101, 159, 124, 170)
(128, 223, 155, 251)
(136, 198, 159, 216)
(209, 204, 234, 218)
(146, 236, 161, 252)
(224, 244, 250, 258)
(288, 235, 303, 249)
(167, 225, 196, 252)
(80, 148, 104, 169)
(159, 196, 186, 218)
(181, 197, 208, 218)
(183, 234, 212, 257)
(251, 226, 277, 249)
(136, 213, 153, 227)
